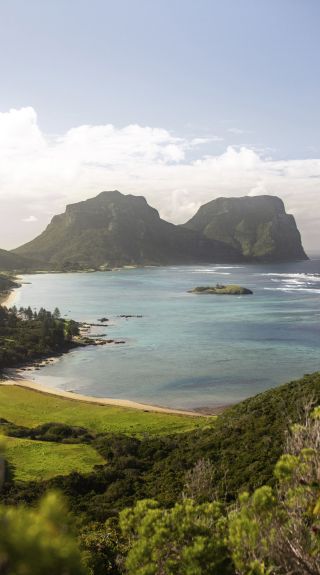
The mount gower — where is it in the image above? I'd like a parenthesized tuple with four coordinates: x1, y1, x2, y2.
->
(13, 191, 307, 270)
(184, 195, 307, 262)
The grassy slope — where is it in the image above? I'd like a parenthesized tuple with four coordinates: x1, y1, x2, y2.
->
(0, 386, 207, 436)
(5, 436, 105, 482)
(2, 373, 319, 520)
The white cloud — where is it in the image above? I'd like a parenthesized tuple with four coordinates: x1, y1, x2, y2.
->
(227, 127, 246, 135)
(21, 215, 38, 222)
(0, 106, 319, 252)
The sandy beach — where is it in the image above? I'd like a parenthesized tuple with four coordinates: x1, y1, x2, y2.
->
(0, 289, 19, 307)
(0, 280, 222, 417)
(0, 285, 203, 416)
(0, 277, 22, 307)
(0, 377, 205, 417)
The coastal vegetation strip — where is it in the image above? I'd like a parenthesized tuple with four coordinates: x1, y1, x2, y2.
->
(0, 273, 21, 303)
(0, 304, 113, 374)
(0, 305, 81, 371)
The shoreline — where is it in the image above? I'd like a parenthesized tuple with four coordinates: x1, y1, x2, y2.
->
(0, 288, 19, 306)
(0, 289, 204, 416)
(0, 278, 22, 306)
(0, 377, 208, 417)
(0, 273, 231, 417)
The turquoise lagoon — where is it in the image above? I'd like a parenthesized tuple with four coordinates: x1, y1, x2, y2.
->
(11, 261, 320, 410)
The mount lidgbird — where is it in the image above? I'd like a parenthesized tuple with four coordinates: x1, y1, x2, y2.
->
(12, 191, 307, 270)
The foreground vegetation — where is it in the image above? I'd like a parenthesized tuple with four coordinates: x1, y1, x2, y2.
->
(120, 407, 320, 575)
(0, 490, 86, 575)
(1, 372, 319, 573)
(1, 400, 319, 574)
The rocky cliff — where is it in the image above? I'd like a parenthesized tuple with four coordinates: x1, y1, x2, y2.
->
(184, 195, 308, 261)
(14, 191, 239, 269)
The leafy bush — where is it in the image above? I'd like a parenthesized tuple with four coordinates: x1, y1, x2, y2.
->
(229, 407, 320, 574)
(120, 498, 233, 575)
(0, 489, 87, 574)
(1, 420, 93, 443)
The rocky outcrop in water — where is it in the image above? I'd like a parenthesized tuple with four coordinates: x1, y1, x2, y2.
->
(189, 284, 253, 295)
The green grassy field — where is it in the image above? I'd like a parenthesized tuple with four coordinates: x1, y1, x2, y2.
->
(0, 386, 208, 435)
(5, 436, 105, 482)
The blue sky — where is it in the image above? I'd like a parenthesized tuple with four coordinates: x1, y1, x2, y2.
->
(1, 0, 319, 157)
(0, 0, 319, 250)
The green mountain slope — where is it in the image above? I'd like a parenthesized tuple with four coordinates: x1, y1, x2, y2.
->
(14, 191, 239, 269)
(4, 372, 319, 521)
(184, 195, 308, 261)
(137, 372, 320, 506)
(0, 248, 37, 272)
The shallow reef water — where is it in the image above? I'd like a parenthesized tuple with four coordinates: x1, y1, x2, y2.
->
(11, 260, 320, 410)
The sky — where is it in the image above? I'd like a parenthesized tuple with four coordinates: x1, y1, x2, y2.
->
(0, 0, 319, 252)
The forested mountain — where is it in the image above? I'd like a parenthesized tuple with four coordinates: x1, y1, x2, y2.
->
(0, 248, 38, 272)
(13, 191, 307, 269)
(13, 191, 239, 269)
(184, 195, 308, 261)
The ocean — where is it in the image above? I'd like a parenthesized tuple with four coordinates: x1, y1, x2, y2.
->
(10, 260, 320, 410)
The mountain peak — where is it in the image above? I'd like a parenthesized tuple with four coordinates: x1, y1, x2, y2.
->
(13, 191, 238, 269)
(184, 194, 307, 261)
(12, 192, 307, 270)
(94, 190, 147, 203)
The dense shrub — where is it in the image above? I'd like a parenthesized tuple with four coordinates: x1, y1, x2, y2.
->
(0, 491, 87, 575)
